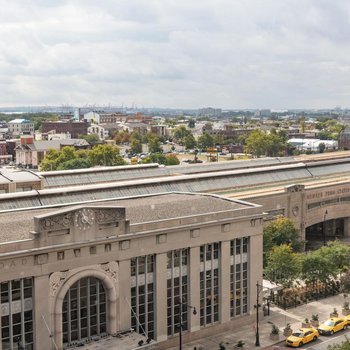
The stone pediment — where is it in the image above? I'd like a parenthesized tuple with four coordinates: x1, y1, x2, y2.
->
(32, 205, 128, 245)
(285, 184, 305, 193)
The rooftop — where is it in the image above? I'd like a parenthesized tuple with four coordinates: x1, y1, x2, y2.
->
(0, 169, 42, 184)
(9, 119, 32, 124)
(0, 192, 254, 244)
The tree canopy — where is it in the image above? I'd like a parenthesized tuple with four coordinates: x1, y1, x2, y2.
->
(327, 337, 350, 350)
(173, 125, 193, 145)
(197, 133, 214, 149)
(142, 153, 180, 166)
(130, 139, 142, 154)
(265, 244, 302, 287)
(301, 250, 336, 284)
(244, 130, 287, 157)
(263, 217, 303, 265)
(40, 144, 126, 171)
(88, 144, 125, 166)
(148, 136, 163, 154)
(79, 134, 100, 145)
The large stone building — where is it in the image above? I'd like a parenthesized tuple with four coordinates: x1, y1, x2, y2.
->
(2, 152, 350, 349)
(0, 192, 263, 350)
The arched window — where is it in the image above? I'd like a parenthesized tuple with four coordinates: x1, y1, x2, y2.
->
(62, 277, 107, 346)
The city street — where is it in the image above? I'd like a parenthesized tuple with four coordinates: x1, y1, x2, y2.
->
(276, 328, 350, 349)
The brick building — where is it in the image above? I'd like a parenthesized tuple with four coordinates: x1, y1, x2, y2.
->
(42, 121, 90, 138)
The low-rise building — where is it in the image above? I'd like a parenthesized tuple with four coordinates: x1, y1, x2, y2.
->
(8, 119, 34, 136)
(42, 121, 90, 139)
(83, 112, 127, 124)
(339, 126, 350, 150)
(88, 124, 109, 140)
(15, 137, 90, 169)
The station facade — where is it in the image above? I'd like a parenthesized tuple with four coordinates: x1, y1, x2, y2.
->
(239, 182, 350, 247)
(0, 193, 264, 350)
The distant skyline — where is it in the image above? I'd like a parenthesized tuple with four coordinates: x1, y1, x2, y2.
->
(1, 0, 350, 109)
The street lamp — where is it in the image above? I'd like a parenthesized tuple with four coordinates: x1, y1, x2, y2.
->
(178, 299, 197, 350)
(254, 281, 264, 347)
(323, 210, 328, 246)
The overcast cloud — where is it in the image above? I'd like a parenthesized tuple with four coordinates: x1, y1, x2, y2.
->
(1, 0, 350, 109)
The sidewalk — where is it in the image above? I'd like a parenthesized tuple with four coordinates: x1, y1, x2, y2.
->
(165, 294, 347, 350)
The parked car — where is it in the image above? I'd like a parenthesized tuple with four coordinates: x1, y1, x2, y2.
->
(318, 317, 348, 335)
(286, 328, 319, 347)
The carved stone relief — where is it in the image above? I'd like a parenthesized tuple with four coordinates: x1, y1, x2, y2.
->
(95, 208, 125, 223)
(49, 262, 119, 298)
(285, 184, 305, 193)
(101, 261, 119, 284)
(49, 271, 68, 297)
(36, 207, 125, 235)
(39, 212, 74, 233)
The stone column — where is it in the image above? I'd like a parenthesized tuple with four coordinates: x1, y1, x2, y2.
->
(118, 259, 131, 331)
(189, 246, 200, 332)
(155, 253, 167, 342)
(344, 218, 350, 238)
(0, 305, 2, 350)
(220, 241, 231, 323)
(34, 275, 53, 350)
(249, 234, 263, 314)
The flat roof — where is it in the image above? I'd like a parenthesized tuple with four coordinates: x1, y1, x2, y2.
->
(0, 192, 253, 244)
(0, 169, 42, 184)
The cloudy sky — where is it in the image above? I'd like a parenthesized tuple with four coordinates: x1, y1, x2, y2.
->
(1, 0, 350, 109)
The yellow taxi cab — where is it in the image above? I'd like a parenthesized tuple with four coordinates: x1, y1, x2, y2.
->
(286, 328, 319, 347)
(318, 317, 348, 335)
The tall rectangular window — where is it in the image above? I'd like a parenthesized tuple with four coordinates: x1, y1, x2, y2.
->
(230, 237, 249, 317)
(200, 243, 220, 327)
(166, 249, 189, 336)
(1, 278, 34, 350)
(130, 255, 155, 339)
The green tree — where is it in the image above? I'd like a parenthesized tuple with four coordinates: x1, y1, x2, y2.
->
(173, 126, 192, 145)
(197, 133, 214, 149)
(265, 244, 302, 287)
(142, 153, 180, 166)
(244, 130, 268, 157)
(130, 131, 142, 142)
(327, 336, 350, 349)
(188, 118, 195, 128)
(88, 144, 126, 166)
(113, 130, 130, 144)
(40, 148, 61, 171)
(263, 217, 303, 266)
(184, 134, 197, 150)
(318, 142, 326, 153)
(148, 137, 163, 153)
(244, 130, 287, 157)
(79, 134, 100, 145)
(165, 154, 180, 165)
(320, 241, 350, 274)
(340, 271, 350, 295)
(301, 250, 336, 284)
(130, 139, 142, 154)
(300, 117, 306, 133)
(57, 158, 91, 170)
(266, 132, 287, 157)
